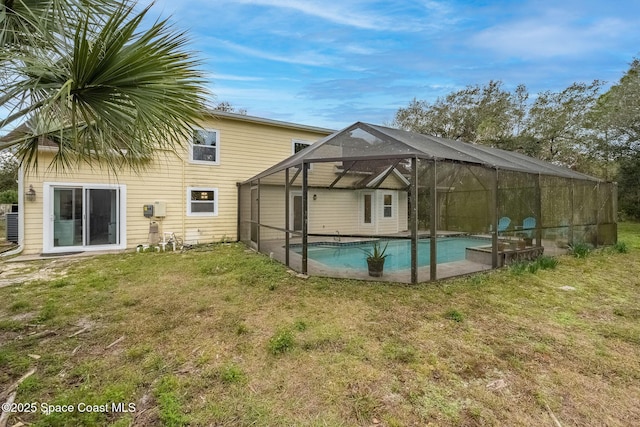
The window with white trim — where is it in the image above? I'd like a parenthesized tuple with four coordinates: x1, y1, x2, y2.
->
(383, 194, 393, 218)
(190, 129, 219, 164)
(292, 139, 313, 170)
(363, 193, 372, 224)
(187, 187, 218, 216)
(292, 139, 312, 154)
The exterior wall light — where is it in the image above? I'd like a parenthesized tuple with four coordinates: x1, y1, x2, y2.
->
(26, 185, 36, 202)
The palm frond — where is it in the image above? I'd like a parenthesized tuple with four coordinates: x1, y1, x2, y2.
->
(1, 0, 208, 173)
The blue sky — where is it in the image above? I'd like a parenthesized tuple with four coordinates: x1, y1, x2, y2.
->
(152, 0, 640, 130)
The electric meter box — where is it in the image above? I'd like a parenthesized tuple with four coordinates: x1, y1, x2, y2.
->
(143, 202, 166, 218)
(143, 204, 154, 218)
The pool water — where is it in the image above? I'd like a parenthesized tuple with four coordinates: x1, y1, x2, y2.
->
(292, 237, 490, 272)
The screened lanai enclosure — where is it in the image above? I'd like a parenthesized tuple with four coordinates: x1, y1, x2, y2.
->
(238, 122, 617, 283)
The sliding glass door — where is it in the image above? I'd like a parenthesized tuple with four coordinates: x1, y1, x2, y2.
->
(87, 188, 119, 246)
(53, 187, 83, 247)
(47, 184, 124, 252)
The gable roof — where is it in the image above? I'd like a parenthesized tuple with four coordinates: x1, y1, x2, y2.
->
(245, 121, 603, 182)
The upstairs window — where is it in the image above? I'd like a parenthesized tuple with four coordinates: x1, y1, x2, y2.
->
(292, 139, 313, 170)
(292, 139, 312, 154)
(191, 129, 219, 164)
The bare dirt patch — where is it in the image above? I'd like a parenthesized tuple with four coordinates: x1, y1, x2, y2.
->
(0, 258, 81, 288)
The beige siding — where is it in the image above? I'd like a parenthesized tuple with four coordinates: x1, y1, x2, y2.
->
(21, 116, 331, 254)
(308, 190, 359, 235)
(256, 187, 408, 239)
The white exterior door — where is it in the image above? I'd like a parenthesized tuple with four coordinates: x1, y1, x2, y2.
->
(44, 183, 126, 253)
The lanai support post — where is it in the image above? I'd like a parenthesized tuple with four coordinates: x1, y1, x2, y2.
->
(430, 160, 437, 281)
(285, 168, 290, 267)
(236, 183, 241, 242)
(491, 169, 499, 268)
(302, 162, 308, 275)
(256, 179, 261, 253)
(612, 183, 618, 244)
(410, 157, 418, 284)
(595, 181, 601, 248)
(569, 179, 574, 245)
(535, 174, 543, 247)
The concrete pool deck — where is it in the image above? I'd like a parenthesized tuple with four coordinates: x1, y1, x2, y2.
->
(257, 234, 568, 283)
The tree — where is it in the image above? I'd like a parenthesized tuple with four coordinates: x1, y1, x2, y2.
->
(0, 0, 207, 172)
(391, 81, 528, 150)
(524, 81, 602, 166)
(617, 151, 640, 220)
(0, 151, 18, 191)
(213, 101, 247, 115)
(588, 59, 640, 159)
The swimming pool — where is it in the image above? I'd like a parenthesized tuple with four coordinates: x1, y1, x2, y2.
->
(291, 237, 491, 272)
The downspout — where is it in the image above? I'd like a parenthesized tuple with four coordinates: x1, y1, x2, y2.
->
(181, 155, 186, 241)
(2, 164, 25, 257)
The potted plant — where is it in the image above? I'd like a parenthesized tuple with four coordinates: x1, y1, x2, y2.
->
(364, 241, 389, 277)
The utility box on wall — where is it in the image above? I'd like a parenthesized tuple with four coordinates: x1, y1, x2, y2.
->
(143, 204, 154, 218)
(153, 201, 166, 217)
(143, 202, 166, 218)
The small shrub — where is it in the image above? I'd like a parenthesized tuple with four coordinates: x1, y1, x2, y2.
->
(236, 323, 249, 335)
(612, 241, 628, 253)
(0, 189, 18, 204)
(444, 309, 464, 323)
(569, 242, 592, 258)
(268, 328, 295, 355)
(509, 261, 528, 275)
(511, 256, 558, 275)
(536, 256, 559, 270)
(527, 262, 540, 274)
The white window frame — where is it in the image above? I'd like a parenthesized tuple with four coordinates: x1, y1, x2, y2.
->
(292, 139, 314, 171)
(187, 187, 218, 216)
(292, 139, 313, 154)
(189, 128, 220, 165)
(361, 191, 374, 225)
(42, 182, 127, 253)
(383, 193, 394, 219)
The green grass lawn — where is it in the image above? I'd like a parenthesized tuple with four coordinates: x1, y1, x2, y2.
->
(1, 224, 640, 426)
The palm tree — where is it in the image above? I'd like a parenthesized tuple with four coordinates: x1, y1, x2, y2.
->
(0, 0, 207, 172)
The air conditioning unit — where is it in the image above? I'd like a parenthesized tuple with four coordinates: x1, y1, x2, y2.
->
(6, 212, 18, 243)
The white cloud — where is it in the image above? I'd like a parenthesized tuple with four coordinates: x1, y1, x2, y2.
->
(211, 73, 264, 82)
(212, 38, 336, 67)
(471, 15, 630, 59)
(232, 0, 389, 30)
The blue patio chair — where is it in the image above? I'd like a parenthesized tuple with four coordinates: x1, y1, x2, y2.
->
(521, 216, 536, 238)
(497, 217, 511, 235)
